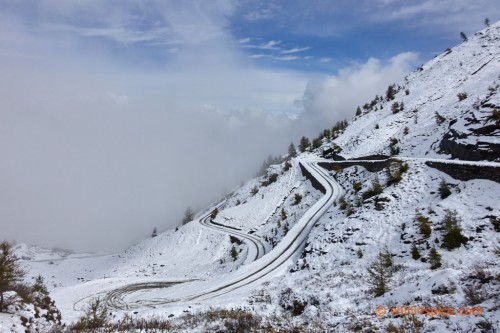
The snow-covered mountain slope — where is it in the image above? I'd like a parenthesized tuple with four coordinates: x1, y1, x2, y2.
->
(254, 160, 499, 332)
(4, 22, 500, 333)
(13, 157, 326, 324)
(334, 22, 500, 161)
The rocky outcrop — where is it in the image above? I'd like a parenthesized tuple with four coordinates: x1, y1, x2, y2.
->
(439, 128, 500, 161)
(438, 99, 500, 161)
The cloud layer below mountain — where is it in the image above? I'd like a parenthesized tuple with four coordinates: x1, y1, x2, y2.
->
(0, 1, 420, 251)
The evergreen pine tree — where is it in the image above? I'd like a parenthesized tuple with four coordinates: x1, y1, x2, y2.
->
(441, 210, 464, 250)
(288, 142, 297, 158)
(230, 246, 238, 261)
(151, 227, 158, 238)
(210, 207, 219, 219)
(281, 208, 287, 220)
(485, 18, 490, 27)
(429, 246, 442, 269)
(411, 244, 421, 260)
(356, 106, 362, 116)
(312, 137, 322, 149)
(381, 248, 393, 268)
(32, 275, 61, 324)
(283, 160, 292, 172)
(439, 179, 451, 199)
(299, 136, 310, 152)
(391, 102, 400, 114)
(367, 252, 391, 297)
(32, 275, 49, 296)
(322, 129, 331, 140)
(0, 241, 26, 312)
(386, 84, 396, 100)
(182, 207, 194, 225)
(460, 32, 468, 42)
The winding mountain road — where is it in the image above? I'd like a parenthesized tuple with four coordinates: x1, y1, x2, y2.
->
(76, 156, 499, 312)
(198, 207, 267, 263)
(99, 159, 342, 310)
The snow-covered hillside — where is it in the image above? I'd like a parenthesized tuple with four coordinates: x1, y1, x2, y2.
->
(3, 22, 500, 333)
(335, 22, 500, 161)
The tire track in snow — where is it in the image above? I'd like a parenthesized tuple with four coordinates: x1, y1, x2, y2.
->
(99, 160, 341, 309)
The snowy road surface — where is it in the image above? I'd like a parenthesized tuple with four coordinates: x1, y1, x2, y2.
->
(97, 159, 342, 310)
(198, 206, 267, 263)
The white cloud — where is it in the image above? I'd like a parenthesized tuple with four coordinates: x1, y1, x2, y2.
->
(243, 39, 282, 50)
(281, 46, 310, 54)
(0, 7, 311, 252)
(242, 39, 310, 61)
(238, 37, 251, 44)
(250, 54, 268, 59)
(236, 0, 500, 38)
(249, 54, 303, 61)
(245, 10, 275, 21)
(0, 0, 424, 252)
(365, 0, 500, 33)
(320, 57, 332, 63)
(300, 52, 419, 130)
(273, 55, 301, 61)
(244, 3, 281, 21)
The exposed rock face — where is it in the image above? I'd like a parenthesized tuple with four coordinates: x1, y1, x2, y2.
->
(439, 94, 500, 162)
(439, 128, 500, 161)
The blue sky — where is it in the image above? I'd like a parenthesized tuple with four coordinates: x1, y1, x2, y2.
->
(1, 0, 499, 250)
(2, 0, 498, 75)
(232, 0, 499, 73)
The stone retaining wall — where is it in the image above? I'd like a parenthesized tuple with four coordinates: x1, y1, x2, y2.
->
(299, 163, 326, 194)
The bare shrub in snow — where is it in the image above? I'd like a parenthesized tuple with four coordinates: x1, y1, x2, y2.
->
(362, 178, 383, 200)
(489, 216, 500, 232)
(435, 112, 446, 125)
(486, 108, 500, 125)
(353, 181, 362, 193)
(463, 284, 487, 305)
(386, 315, 425, 333)
(250, 186, 259, 196)
(457, 92, 468, 101)
(293, 193, 303, 205)
(416, 215, 432, 238)
(71, 298, 110, 331)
